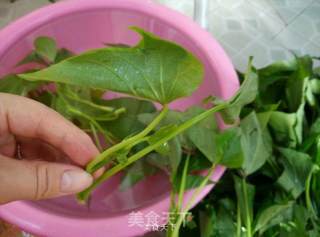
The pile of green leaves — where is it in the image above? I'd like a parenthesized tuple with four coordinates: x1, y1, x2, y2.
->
(181, 56, 320, 237)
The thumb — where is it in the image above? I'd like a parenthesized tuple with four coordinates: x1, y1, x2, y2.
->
(0, 155, 93, 204)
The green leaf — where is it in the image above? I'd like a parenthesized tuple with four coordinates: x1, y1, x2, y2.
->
(145, 138, 182, 173)
(268, 103, 305, 148)
(188, 152, 212, 172)
(285, 56, 312, 112)
(115, 149, 129, 164)
(277, 148, 314, 198)
(310, 118, 320, 135)
(55, 48, 74, 63)
(309, 79, 320, 95)
(240, 112, 272, 175)
(34, 36, 58, 63)
(269, 111, 296, 147)
(105, 43, 130, 48)
(167, 137, 182, 172)
(17, 45, 73, 66)
(283, 204, 314, 237)
(258, 59, 297, 79)
(254, 202, 293, 235)
(147, 124, 183, 172)
(16, 51, 46, 66)
(315, 65, 320, 77)
(186, 110, 217, 163)
(199, 201, 237, 237)
(0, 74, 40, 96)
(306, 80, 317, 106)
(145, 152, 170, 172)
(256, 104, 279, 128)
(100, 97, 156, 140)
(256, 59, 297, 104)
(215, 127, 244, 168)
(33, 91, 54, 107)
(119, 160, 157, 191)
(216, 57, 258, 124)
(20, 27, 204, 104)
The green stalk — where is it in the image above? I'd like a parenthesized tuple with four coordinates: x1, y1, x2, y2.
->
(90, 123, 103, 151)
(86, 104, 169, 173)
(167, 155, 190, 237)
(171, 164, 217, 237)
(68, 107, 116, 145)
(242, 178, 252, 237)
(306, 166, 319, 217)
(78, 103, 229, 202)
(167, 174, 177, 237)
(68, 94, 116, 112)
(236, 201, 242, 237)
(124, 136, 150, 150)
(177, 154, 191, 212)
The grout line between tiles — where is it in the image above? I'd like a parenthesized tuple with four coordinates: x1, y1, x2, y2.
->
(246, 0, 287, 41)
(271, 0, 317, 41)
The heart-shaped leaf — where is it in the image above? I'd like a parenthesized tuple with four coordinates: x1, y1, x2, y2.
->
(19, 27, 204, 104)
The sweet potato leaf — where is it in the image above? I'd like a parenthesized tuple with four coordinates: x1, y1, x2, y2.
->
(186, 108, 218, 163)
(199, 200, 237, 237)
(55, 48, 74, 63)
(34, 36, 57, 63)
(215, 58, 258, 124)
(0, 74, 40, 96)
(277, 148, 314, 198)
(268, 103, 305, 148)
(253, 202, 293, 235)
(119, 160, 157, 191)
(19, 27, 204, 104)
(240, 112, 272, 175)
(16, 51, 46, 66)
(215, 127, 243, 168)
(285, 56, 312, 112)
(100, 97, 156, 140)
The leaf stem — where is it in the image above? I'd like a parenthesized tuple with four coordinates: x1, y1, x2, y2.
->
(167, 174, 177, 237)
(306, 165, 319, 217)
(86, 104, 169, 173)
(177, 154, 191, 212)
(236, 201, 242, 237)
(90, 123, 103, 151)
(171, 163, 217, 237)
(78, 102, 229, 202)
(242, 177, 252, 237)
(68, 107, 116, 145)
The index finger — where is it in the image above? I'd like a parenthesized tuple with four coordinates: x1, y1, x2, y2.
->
(0, 93, 99, 166)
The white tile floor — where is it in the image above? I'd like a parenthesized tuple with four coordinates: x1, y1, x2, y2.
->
(157, 0, 320, 70)
(0, 0, 319, 70)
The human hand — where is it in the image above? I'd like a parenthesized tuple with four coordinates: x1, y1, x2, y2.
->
(0, 93, 99, 204)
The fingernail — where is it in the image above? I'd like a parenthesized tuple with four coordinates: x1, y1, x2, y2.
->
(61, 170, 93, 193)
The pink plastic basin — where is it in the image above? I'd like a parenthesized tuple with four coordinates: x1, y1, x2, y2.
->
(0, 0, 239, 236)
